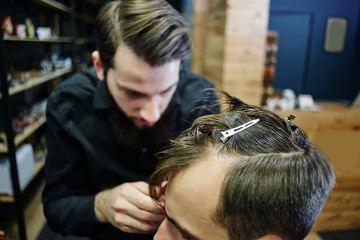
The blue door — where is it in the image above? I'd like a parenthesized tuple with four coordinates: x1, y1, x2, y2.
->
(268, 0, 360, 101)
(269, 13, 312, 95)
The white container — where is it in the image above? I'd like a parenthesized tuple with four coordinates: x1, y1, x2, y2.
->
(0, 144, 35, 195)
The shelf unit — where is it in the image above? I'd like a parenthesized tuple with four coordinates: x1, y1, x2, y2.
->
(2, 36, 73, 43)
(0, 68, 72, 99)
(0, 39, 50, 240)
(29, 0, 71, 12)
(0, 115, 47, 153)
(0, 155, 45, 204)
(0, 0, 91, 239)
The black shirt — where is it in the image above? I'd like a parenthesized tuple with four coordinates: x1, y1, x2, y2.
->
(42, 68, 219, 239)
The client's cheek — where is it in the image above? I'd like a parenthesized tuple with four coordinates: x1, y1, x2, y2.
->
(153, 219, 170, 240)
(153, 218, 182, 240)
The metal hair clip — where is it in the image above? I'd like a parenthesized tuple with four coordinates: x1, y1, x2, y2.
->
(286, 114, 296, 124)
(220, 119, 260, 142)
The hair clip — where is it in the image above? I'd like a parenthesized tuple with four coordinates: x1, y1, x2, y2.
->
(286, 114, 296, 124)
(220, 119, 260, 142)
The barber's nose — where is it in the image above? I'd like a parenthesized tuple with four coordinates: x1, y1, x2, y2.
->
(140, 95, 161, 124)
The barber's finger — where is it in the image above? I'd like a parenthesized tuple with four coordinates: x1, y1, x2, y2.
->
(157, 195, 165, 208)
(133, 181, 151, 195)
(135, 195, 165, 214)
(125, 182, 165, 214)
(122, 204, 165, 223)
(112, 207, 164, 233)
(116, 214, 162, 234)
(112, 195, 165, 222)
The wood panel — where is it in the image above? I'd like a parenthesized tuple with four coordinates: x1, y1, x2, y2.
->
(192, 0, 269, 106)
(191, 0, 209, 74)
(223, 0, 269, 105)
(313, 191, 360, 231)
(275, 102, 360, 232)
(197, 0, 226, 88)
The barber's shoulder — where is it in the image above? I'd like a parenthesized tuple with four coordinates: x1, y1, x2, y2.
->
(48, 69, 98, 106)
(178, 69, 219, 115)
(63, 69, 98, 88)
(178, 69, 215, 93)
(52, 69, 97, 94)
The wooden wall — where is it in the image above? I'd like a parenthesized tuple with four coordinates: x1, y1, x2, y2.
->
(192, 0, 270, 105)
(192, 0, 225, 88)
(275, 103, 360, 232)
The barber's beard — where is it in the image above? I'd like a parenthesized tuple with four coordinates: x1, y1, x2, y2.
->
(106, 88, 179, 150)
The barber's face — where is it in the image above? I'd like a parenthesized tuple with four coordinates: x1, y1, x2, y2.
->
(154, 159, 229, 240)
(105, 44, 180, 129)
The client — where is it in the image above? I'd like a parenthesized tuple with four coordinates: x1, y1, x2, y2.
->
(149, 92, 335, 240)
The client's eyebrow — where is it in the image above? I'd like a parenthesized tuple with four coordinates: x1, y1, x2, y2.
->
(166, 214, 200, 240)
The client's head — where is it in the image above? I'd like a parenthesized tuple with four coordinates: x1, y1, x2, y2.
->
(149, 92, 335, 240)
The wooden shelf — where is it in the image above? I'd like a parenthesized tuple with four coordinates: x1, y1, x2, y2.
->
(76, 13, 96, 24)
(25, 178, 46, 240)
(0, 68, 72, 99)
(3, 36, 73, 43)
(14, 117, 46, 149)
(0, 177, 46, 239)
(75, 37, 96, 45)
(86, 0, 99, 6)
(29, 0, 71, 13)
(0, 156, 45, 203)
(274, 102, 360, 232)
(0, 116, 47, 154)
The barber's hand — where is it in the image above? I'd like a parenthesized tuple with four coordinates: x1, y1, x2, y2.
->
(94, 181, 165, 234)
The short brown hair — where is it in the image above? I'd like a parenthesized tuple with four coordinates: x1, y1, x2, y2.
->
(95, 0, 191, 75)
(149, 92, 335, 240)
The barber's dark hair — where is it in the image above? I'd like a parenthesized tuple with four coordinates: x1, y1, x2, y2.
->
(95, 0, 191, 75)
(149, 92, 335, 240)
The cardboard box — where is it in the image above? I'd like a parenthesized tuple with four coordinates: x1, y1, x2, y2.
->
(0, 144, 35, 195)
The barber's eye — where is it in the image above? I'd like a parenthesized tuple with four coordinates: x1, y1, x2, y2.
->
(161, 88, 172, 95)
(125, 91, 137, 96)
(124, 90, 143, 98)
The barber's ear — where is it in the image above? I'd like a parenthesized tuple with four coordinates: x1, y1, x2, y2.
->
(92, 51, 105, 81)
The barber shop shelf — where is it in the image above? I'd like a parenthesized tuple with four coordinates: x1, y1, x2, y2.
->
(29, 0, 71, 13)
(0, 116, 46, 154)
(0, 153, 45, 203)
(0, 68, 72, 99)
(3, 36, 73, 43)
(0, 0, 99, 238)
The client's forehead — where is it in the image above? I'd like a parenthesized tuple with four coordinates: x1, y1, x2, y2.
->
(170, 159, 227, 205)
(165, 158, 229, 239)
